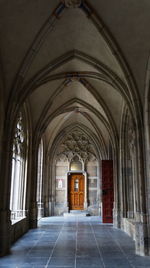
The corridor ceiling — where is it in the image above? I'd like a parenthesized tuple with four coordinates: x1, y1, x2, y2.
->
(0, 0, 150, 156)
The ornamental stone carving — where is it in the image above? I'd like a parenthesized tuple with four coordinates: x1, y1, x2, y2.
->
(56, 130, 96, 162)
(128, 117, 136, 154)
(13, 112, 26, 156)
(64, 0, 82, 8)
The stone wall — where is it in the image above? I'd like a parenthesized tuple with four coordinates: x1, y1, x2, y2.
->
(54, 161, 68, 215)
(54, 160, 100, 216)
(86, 161, 100, 215)
(11, 218, 29, 244)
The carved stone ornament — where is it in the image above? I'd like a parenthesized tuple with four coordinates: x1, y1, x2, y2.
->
(56, 130, 96, 162)
(128, 117, 136, 154)
(64, 0, 82, 8)
(13, 112, 26, 156)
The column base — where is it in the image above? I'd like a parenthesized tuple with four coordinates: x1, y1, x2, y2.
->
(29, 205, 37, 229)
(113, 209, 122, 228)
(135, 221, 149, 256)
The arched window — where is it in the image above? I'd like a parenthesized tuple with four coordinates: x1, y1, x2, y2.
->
(36, 139, 44, 219)
(10, 111, 28, 223)
(70, 155, 82, 171)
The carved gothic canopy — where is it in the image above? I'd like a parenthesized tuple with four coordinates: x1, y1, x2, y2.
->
(127, 116, 136, 154)
(56, 130, 96, 162)
(13, 112, 26, 156)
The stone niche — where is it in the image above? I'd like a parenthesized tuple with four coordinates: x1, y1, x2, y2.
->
(53, 129, 100, 216)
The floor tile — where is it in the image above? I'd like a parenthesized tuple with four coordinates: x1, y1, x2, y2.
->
(48, 257, 75, 266)
(23, 257, 48, 265)
(0, 216, 150, 268)
(76, 257, 103, 267)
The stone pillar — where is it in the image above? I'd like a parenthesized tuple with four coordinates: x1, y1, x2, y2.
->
(44, 157, 50, 216)
(97, 162, 101, 215)
(84, 172, 88, 209)
(65, 172, 69, 211)
(44, 196, 49, 217)
(135, 216, 149, 256)
(0, 209, 11, 256)
(113, 208, 122, 228)
(0, 134, 13, 256)
(29, 201, 38, 228)
(113, 151, 121, 228)
(51, 163, 56, 216)
(29, 147, 38, 228)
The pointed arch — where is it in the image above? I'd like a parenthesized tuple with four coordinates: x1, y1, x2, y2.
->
(9, 104, 30, 222)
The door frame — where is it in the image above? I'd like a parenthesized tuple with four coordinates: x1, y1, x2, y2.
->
(66, 171, 88, 211)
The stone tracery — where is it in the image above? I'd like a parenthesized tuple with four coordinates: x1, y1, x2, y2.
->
(56, 129, 96, 162)
(128, 116, 136, 155)
(13, 112, 26, 156)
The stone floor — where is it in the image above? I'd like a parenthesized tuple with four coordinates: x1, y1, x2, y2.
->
(0, 216, 150, 268)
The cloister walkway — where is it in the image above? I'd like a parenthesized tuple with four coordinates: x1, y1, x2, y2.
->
(0, 216, 150, 268)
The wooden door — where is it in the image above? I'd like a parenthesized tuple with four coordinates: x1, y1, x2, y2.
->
(102, 160, 114, 223)
(68, 173, 84, 210)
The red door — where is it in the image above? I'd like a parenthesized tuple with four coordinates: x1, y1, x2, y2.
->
(102, 160, 114, 223)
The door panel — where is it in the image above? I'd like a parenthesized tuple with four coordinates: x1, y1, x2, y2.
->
(68, 173, 84, 210)
(102, 160, 114, 223)
(79, 193, 84, 206)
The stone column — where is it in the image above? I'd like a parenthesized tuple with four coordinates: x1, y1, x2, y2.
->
(97, 161, 101, 216)
(0, 210, 11, 256)
(51, 163, 56, 216)
(29, 148, 38, 228)
(65, 172, 69, 211)
(44, 156, 50, 216)
(113, 152, 121, 228)
(135, 217, 149, 256)
(0, 136, 13, 256)
(84, 171, 88, 209)
(29, 202, 38, 228)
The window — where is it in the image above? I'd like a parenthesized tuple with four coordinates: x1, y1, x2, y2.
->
(10, 112, 28, 223)
(70, 156, 82, 171)
(74, 179, 79, 191)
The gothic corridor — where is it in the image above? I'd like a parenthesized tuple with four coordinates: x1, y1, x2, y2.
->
(0, 0, 150, 266)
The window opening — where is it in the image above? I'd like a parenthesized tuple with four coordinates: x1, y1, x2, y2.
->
(10, 112, 28, 223)
(74, 179, 79, 191)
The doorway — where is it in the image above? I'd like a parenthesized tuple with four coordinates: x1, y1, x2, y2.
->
(68, 173, 84, 210)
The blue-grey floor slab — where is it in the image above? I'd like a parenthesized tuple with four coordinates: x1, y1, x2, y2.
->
(0, 216, 150, 268)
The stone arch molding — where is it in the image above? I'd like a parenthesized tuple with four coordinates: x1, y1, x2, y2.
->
(56, 129, 97, 164)
(35, 99, 109, 161)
